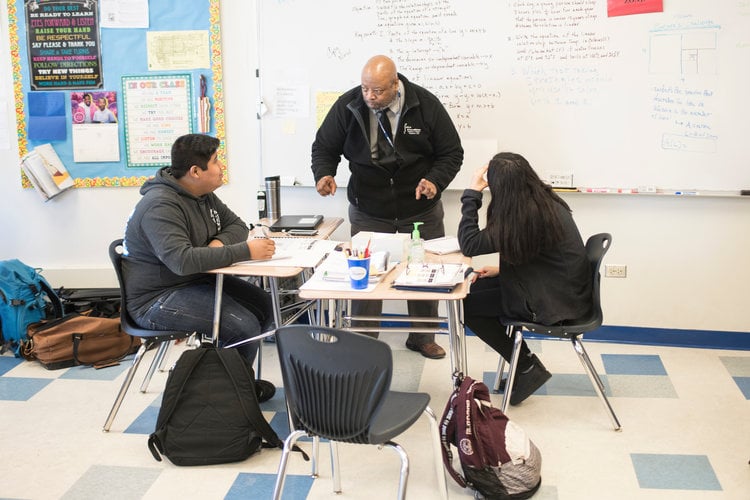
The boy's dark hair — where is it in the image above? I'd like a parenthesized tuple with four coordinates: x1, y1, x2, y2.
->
(170, 134, 220, 179)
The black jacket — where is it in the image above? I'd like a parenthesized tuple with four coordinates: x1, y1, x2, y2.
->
(458, 189, 592, 325)
(311, 74, 463, 220)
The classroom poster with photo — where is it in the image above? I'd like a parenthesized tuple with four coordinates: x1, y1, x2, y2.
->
(8, 0, 225, 188)
(71, 90, 120, 162)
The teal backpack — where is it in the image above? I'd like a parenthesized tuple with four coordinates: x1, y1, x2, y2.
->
(0, 260, 62, 356)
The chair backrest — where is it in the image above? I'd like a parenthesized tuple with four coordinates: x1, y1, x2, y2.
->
(108, 238, 169, 338)
(274, 325, 393, 444)
(581, 232, 612, 331)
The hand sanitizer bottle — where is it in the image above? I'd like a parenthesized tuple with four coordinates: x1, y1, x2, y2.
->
(409, 222, 425, 266)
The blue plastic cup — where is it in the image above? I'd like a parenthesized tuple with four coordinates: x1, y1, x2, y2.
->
(347, 256, 370, 289)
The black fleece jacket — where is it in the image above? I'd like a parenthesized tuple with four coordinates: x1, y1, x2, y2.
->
(311, 74, 463, 220)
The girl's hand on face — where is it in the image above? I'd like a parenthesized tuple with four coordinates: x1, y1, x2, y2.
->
(469, 165, 489, 192)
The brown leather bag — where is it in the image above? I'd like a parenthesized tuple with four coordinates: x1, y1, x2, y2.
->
(23, 314, 141, 370)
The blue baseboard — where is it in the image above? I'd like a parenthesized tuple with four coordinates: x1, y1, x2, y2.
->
(375, 315, 750, 351)
(517, 325, 750, 351)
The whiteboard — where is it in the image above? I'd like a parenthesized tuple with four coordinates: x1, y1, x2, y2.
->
(257, 0, 750, 192)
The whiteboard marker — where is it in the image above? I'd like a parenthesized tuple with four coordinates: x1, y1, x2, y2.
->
(674, 191, 699, 196)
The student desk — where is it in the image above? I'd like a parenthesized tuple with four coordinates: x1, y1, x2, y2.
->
(206, 217, 343, 371)
(298, 252, 472, 382)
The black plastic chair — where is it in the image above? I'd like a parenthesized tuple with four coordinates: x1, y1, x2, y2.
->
(272, 324, 447, 500)
(494, 233, 621, 430)
(103, 239, 196, 432)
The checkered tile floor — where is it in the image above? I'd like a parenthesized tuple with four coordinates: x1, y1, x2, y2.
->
(1, 332, 748, 499)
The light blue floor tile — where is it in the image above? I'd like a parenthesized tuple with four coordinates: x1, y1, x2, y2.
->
(607, 374, 677, 398)
(125, 406, 159, 434)
(60, 465, 161, 500)
(270, 412, 292, 439)
(59, 362, 130, 380)
(260, 387, 288, 413)
(631, 453, 721, 490)
(720, 355, 750, 377)
(734, 376, 750, 399)
(602, 354, 667, 375)
(227, 472, 313, 500)
(0, 355, 25, 375)
(483, 371, 612, 398)
(0, 377, 52, 401)
(539, 373, 610, 397)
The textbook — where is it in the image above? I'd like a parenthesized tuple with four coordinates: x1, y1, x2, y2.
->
(21, 144, 74, 201)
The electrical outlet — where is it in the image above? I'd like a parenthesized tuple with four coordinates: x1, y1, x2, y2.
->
(605, 265, 627, 278)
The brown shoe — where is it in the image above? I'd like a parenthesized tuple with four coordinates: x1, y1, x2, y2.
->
(405, 341, 446, 359)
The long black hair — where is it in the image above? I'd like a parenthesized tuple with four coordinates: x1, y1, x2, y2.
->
(485, 152, 571, 265)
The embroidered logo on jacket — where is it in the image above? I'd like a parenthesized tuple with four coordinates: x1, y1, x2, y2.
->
(210, 208, 221, 231)
(402, 123, 421, 135)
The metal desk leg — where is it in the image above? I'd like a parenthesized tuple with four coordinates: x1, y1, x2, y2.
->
(263, 276, 286, 380)
(445, 299, 467, 378)
(209, 274, 225, 346)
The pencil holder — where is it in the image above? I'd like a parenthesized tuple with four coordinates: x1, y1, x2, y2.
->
(347, 256, 370, 290)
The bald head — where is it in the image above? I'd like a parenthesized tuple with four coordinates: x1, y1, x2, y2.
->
(362, 55, 397, 82)
(361, 55, 399, 111)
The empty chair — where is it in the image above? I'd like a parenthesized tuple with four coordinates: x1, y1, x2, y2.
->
(103, 239, 196, 432)
(495, 233, 621, 430)
(272, 324, 447, 500)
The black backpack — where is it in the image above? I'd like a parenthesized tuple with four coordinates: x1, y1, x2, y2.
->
(440, 375, 542, 500)
(148, 346, 284, 466)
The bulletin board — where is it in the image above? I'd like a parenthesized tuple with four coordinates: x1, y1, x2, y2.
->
(8, 0, 225, 188)
(257, 0, 750, 192)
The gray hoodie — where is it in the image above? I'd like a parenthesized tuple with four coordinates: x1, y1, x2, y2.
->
(122, 167, 252, 315)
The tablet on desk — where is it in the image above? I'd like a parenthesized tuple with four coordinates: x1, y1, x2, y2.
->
(269, 215, 323, 232)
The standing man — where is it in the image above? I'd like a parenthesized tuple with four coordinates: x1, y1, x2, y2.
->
(311, 55, 463, 359)
(123, 134, 277, 400)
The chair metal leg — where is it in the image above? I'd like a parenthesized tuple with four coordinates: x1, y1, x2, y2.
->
(311, 436, 320, 478)
(493, 356, 506, 392)
(500, 326, 523, 413)
(273, 429, 307, 499)
(571, 337, 622, 431)
(103, 342, 149, 432)
(424, 406, 449, 500)
(140, 341, 169, 393)
(255, 341, 263, 380)
(329, 440, 342, 493)
(157, 340, 172, 371)
(384, 441, 410, 500)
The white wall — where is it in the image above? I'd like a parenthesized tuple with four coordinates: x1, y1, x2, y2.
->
(1, 2, 748, 334)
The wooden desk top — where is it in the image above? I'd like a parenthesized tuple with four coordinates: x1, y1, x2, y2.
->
(298, 252, 472, 301)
